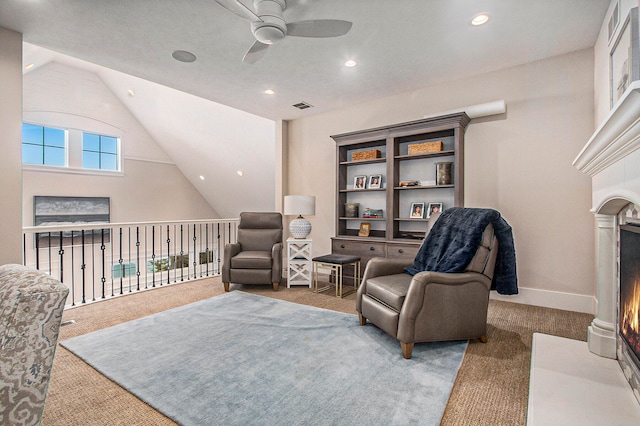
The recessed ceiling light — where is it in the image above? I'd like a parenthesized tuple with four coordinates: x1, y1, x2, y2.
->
(25, 63, 34, 70)
(237, 170, 243, 176)
(199, 175, 205, 181)
(172, 50, 197, 63)
(264, 89, 275, 95)
(470, 13, 490, 26)
(344, 59, 357, 67)
(127, 89, 135, 97)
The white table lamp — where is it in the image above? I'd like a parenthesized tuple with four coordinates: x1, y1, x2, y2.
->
(284, 195, 315, 238)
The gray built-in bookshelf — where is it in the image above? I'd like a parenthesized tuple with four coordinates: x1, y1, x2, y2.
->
(330, 112, 470, 276)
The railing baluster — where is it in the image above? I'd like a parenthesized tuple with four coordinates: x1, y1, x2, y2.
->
(193, 224, 197, 279)
(136, 226, 141, 291)
(91, 231, 96, 301)
(48, 232, 52, 276)
(180, 224, 184, 282)
(152, 226, 156, 288)
(35, 232, 40, 270)
(166, 225, 171, 285)
(101, 229, 106, 299)
(58, 231, 64, 287)
(118, 227, 124, 295)
(70, 231, 75, 304)
(205, 223, 210, 277)
(81, 230, 86, 304)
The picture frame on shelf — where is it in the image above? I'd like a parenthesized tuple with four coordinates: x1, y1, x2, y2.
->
(610, 7, 639, 108)
(427, 202, 443, 218)
(369, 174, 382, 189)
(354, 175, 367, 189)
(410, 202, 425, 219)
(358, 222, 371, 237)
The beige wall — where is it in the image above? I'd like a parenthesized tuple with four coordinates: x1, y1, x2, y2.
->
(0, 27, 23, 264)
(286, 48, 596, 312)
(21, 62, 217, 225)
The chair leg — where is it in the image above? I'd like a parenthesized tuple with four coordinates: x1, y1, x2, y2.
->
(223, 282, 230, 292)
(358, 313, 366, 326)
(479, 335, 488, 343)
(401, 342, 414, 359)
(272, 282, 279, 291)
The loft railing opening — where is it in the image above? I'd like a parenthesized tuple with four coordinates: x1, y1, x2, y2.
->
(22, 219, 239, 307)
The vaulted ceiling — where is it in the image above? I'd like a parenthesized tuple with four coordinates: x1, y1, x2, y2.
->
(0, 0, 610, 217)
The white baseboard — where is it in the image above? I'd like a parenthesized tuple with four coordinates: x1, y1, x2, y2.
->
(490, 286, 596, 315)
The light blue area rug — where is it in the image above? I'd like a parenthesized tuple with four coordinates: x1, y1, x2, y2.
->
(62, 291, 467, 425)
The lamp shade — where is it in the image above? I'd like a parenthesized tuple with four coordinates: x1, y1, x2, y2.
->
(284, 195, 315, 238)
(284, 195, 316, 216)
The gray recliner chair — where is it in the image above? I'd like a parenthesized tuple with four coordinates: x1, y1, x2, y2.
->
(222, 212, 283, 292)
(356, 211, 499, 359)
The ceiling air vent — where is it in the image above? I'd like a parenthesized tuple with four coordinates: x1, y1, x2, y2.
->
(292, 102, 313, 110)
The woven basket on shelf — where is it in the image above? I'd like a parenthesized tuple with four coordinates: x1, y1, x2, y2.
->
(408, 141, 443, 155)
(352, 149, 381, 161)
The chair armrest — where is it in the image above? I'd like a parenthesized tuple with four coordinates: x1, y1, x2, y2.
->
(222, 243, 241, 282)
(271, 242, 283, 282)
(357, 257, 413, 311)
(361, 257, 412, 282)
(400, 271, 492, 321)
(224, 242, 241, 259)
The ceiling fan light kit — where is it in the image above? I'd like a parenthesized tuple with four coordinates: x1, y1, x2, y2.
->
(215, 0, 353, 63)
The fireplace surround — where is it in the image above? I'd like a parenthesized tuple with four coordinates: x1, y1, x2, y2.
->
(574, 81, 640, 404)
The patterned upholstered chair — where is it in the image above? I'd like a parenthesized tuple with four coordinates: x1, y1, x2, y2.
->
(222, 212, 283, 291)
(0, 264, 69, 426)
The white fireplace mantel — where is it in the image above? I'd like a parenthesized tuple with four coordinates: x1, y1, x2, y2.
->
(574, 80, 640, 178)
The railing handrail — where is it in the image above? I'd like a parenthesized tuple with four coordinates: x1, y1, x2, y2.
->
(22, 218, 239, 233)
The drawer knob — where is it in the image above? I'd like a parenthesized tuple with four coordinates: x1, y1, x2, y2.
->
(370, 246, 375, 251)
(398, 249, 404, 254)
(341, 244, 345, 249)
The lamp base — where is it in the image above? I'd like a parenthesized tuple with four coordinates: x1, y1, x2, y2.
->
(289, 217, 311, 239)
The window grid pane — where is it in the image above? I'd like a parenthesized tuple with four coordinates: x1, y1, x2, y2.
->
(22, 123, 66, 166)
(44, 127, 65, 148)
(44, 146, 65, 166)
(82, 133, 120, 171)
(83, 151, 100, 169)
(22, 144, 44, 165)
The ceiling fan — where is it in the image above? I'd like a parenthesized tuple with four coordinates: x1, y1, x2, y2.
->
(215, 0, 353, 64)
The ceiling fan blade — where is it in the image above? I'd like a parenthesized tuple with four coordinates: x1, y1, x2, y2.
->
(215, 0, 262, 22)
(243, 40, 269, 64)
(286, 20, 353, 38)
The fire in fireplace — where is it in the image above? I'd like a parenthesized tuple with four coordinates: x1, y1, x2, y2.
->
(620, 224, 640, 371)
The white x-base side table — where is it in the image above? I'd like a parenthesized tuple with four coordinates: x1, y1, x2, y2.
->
(287, 237, 312, 288)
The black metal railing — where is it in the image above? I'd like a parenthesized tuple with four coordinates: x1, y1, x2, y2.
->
(22, 219, 238, 307)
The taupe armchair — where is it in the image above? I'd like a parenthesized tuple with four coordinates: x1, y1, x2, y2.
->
(222, 212, 283, 292)
(356, 210, 500, 359)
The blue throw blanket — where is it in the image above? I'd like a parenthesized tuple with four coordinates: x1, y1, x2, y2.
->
(404, 207, 518, 295)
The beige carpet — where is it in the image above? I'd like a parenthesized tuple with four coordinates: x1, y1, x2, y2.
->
(42, 277, 593, 425)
